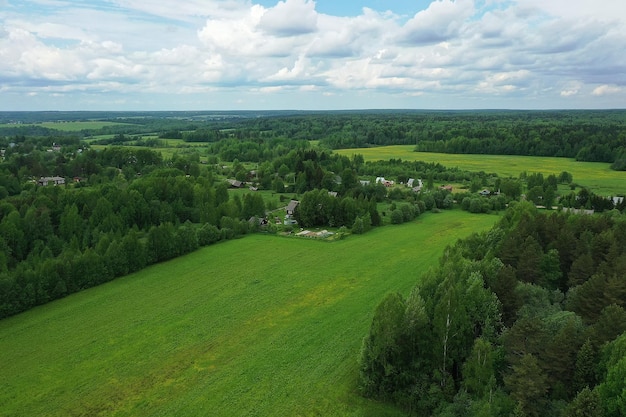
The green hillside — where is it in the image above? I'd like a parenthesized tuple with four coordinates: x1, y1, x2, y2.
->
(0, 211, 499, 417)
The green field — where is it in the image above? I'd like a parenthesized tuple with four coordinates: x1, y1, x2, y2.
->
(89, 139, 208, 160)
(1, 121, 133, 132)
(46, 121, 130, 131)
(0, 211, 499, 417)
(335, 146, 626, 196)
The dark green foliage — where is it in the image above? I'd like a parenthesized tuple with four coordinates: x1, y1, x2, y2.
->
(361, 203, 626, 415)
(598, 333, 626, 417)
(565, 387, 605, 417)
(574, 339, 599, 393)
(359, 293, 407, 399)
(504, 354, 548, 417)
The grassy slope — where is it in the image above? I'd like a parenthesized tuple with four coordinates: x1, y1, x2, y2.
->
(0, 211, 499, 417)
(335, 146, 626, 196)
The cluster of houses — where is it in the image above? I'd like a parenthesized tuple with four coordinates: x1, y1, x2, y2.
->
(375, 177, 424, 192)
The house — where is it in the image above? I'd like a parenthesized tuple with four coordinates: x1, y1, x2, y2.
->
(410, 179, 423, 192)
(286, 200, 299, 215)
(38, 176, 65, 186)
(227, 179, 243, 188)
(612, 196, 624, 206)
(376, 177, 394, 187)
(328, 191, 338, 197)
(479, 189, 491, 196)
(360, 180, 370, 186)
(563, 208, 595, 215)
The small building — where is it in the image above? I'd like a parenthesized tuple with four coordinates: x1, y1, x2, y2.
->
(286, 200, 299, 215)
(328, 191, 338, 197)
(376, 177, 394, 187)
(479, 189, 491, 196)
(284, 215, 298, 226)
(360, 180, 370, 186)
(410, 179, 423, 192)
(227, 179, 243, 188)
(38, 176, 65, 186)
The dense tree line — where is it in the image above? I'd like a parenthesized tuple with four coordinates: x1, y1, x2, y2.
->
(359, 202, 626, 416)
(0, 164, 270, 318)
(210, 111, 626, 169)
(8, 111, 625, 168)
(0, 141, 278, 318)
(560, 188, 626, 213)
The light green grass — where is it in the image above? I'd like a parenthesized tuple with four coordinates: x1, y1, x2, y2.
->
(0, 211, 499, 417)
(0, 121, 133, 131)
(89, 142, 208, 160)
(335, 145, 626, 196)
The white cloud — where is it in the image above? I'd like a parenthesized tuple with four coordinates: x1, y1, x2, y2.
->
(2, 0, 626, 109)
(592, 85, 623, 96)
(258, 0, 318, 36)
(517, 0, 626, 22)
(400, 0, 475, 45)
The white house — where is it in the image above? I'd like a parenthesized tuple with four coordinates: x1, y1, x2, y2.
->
(38, 176, 65, 186)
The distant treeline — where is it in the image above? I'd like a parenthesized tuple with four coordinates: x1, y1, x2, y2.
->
(4, 110, 626, 169)
(190, 111, 626, 169)
(360, 202, 626, 416)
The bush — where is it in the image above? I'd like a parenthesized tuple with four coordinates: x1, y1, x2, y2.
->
(390, 209, 404, 224)
(197, 223, 221, 245)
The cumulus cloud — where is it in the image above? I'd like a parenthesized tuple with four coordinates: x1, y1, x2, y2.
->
(258, 0, 318, 36)
(2, 0, 626, 109)
(592, 85, 623, 96)
(400, 0, 475, 45)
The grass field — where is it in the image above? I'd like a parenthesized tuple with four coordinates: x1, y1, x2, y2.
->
(335, 145, 626, 196)
(89, 139, 208, 160)
(1, 121, 134, 132)
(0, 211, 499, 417)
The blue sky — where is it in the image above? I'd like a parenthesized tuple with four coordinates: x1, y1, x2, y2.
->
(1, 0, 625, 111)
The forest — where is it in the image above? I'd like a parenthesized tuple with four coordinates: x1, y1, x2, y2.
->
(359, 202, 626, 416)
(1, 110, 626, 416)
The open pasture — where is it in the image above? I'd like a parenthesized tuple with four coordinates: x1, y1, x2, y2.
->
(0, 121, 134, 132)
(335, 145, 626, 196)
(0, 211, 499, 417)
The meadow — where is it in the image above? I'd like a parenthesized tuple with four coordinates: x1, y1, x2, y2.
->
(0, 121, 132, 132)
(0, 210, 499, 417)
(335, 145, 626, 196)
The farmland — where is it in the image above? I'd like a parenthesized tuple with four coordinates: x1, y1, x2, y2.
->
(0, 120, 133, 132)
(335, 145, 626, 196)
(0, 210, 499, 417)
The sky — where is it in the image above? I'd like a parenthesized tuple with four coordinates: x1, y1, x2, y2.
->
(0, 0, 625, 111)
